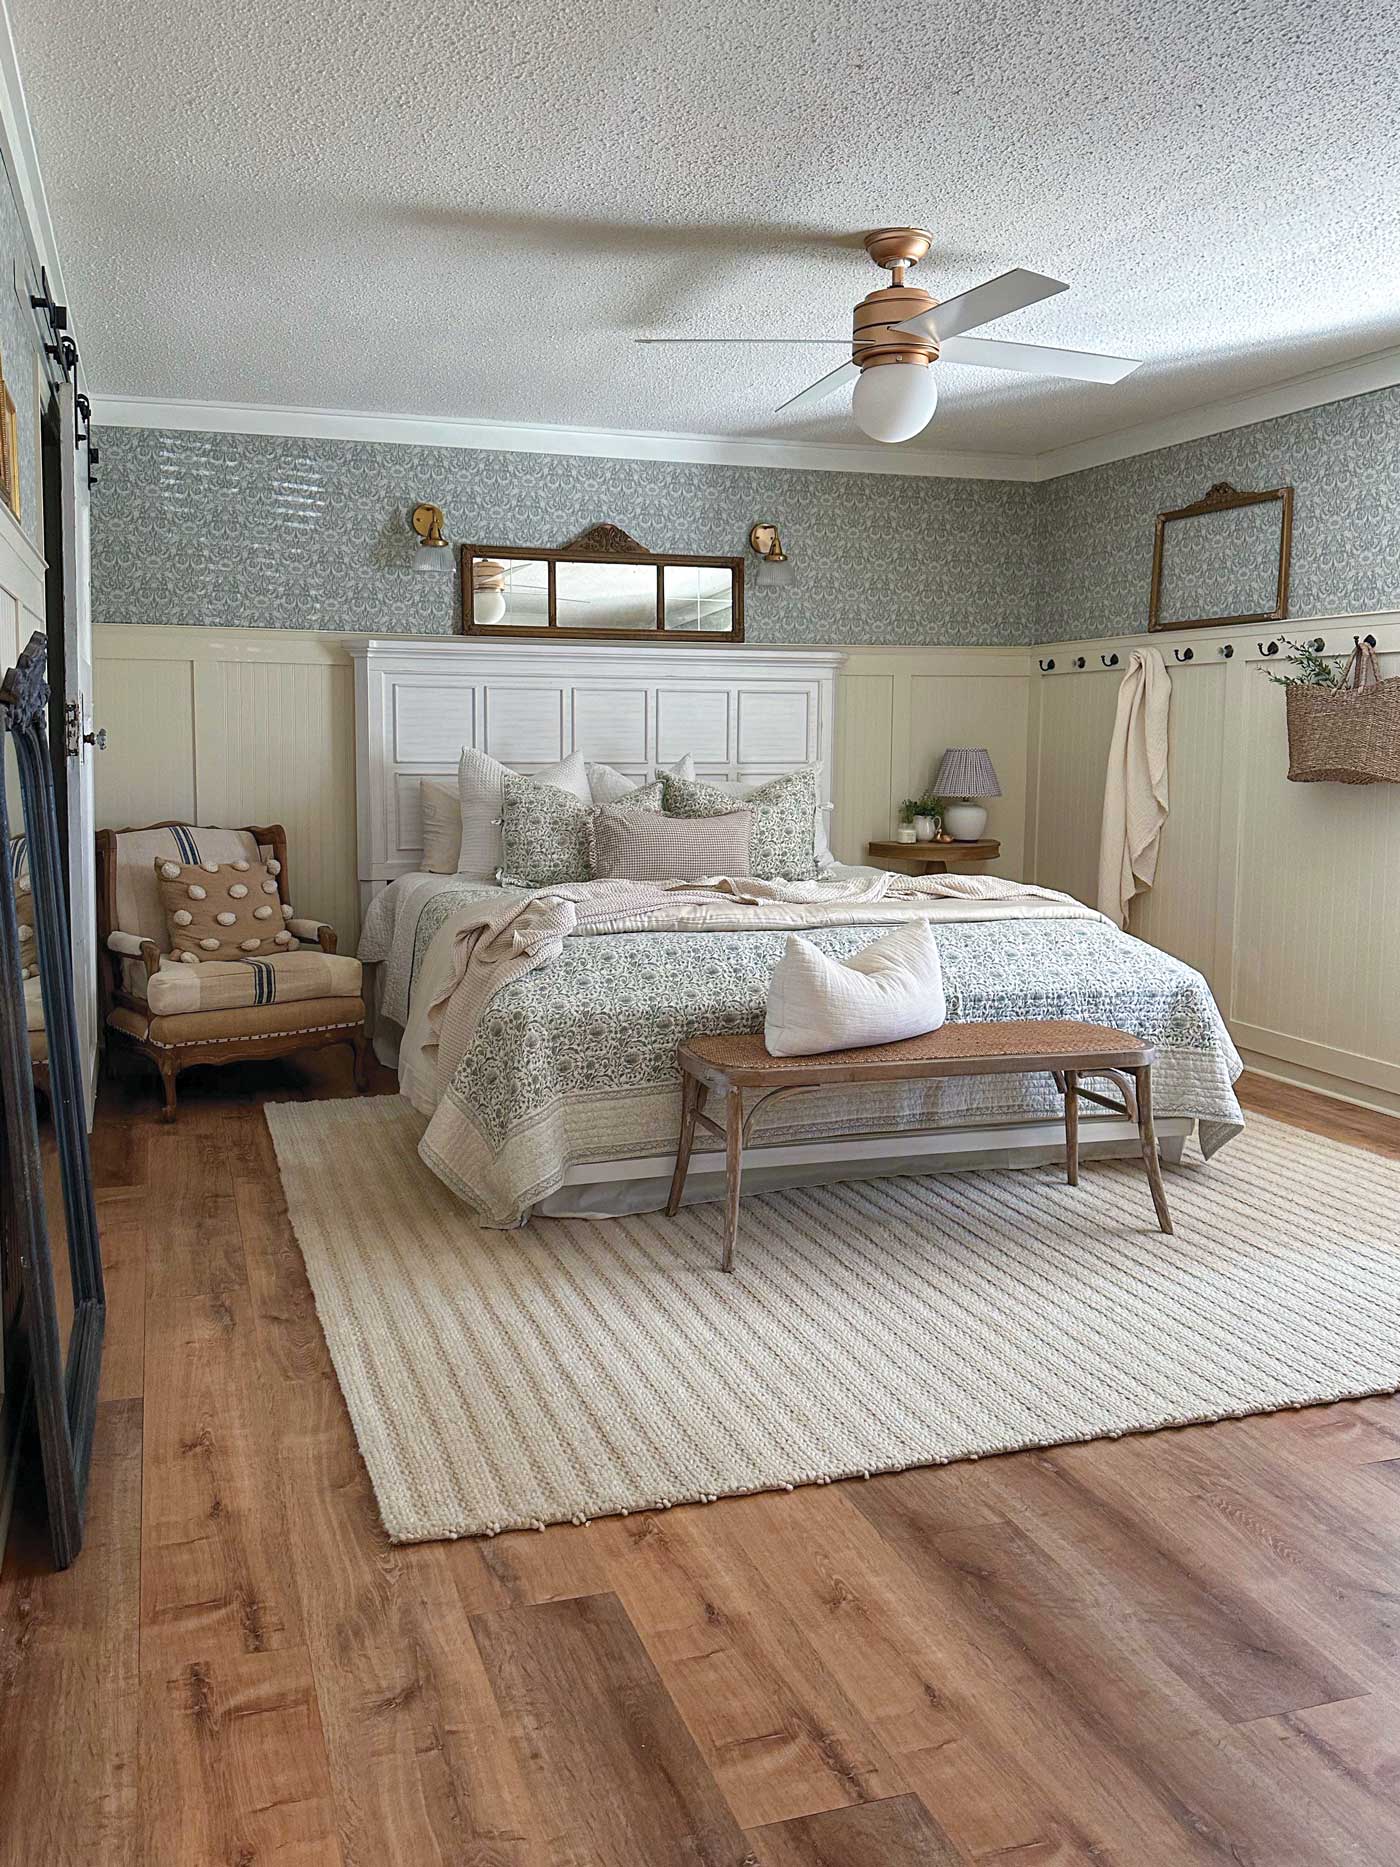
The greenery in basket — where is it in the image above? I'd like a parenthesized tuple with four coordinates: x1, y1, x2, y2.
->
(1262, 638, 1349, 689)
(899, 795, 946, 825)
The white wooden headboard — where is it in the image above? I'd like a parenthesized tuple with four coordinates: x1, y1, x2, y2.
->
(346, 638, 845, 904)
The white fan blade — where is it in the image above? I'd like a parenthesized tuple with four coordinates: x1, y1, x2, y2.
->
(893, 267, 1068, 342)
(636, 336, 850, 344)
(775, 359, 859, 413)
(939, 334, 1142, 383)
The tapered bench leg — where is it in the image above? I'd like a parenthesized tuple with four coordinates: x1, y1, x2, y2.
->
(722, 1086, 744, 1273)
(666, 1073, 705, 1216)
(1063, 1068, 1079, 1185)
(1135, 1065, 1173, 1234)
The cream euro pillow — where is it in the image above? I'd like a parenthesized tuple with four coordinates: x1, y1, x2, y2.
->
(419, 780, 463, 873)
(586, 753, 695, 806)
(764, 919, 946, 1057)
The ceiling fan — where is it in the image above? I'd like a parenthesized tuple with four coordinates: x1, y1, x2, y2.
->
(637, 227, 1143, 444)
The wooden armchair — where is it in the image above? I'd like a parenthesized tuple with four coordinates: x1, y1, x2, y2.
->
(96, 820, 368, 1120)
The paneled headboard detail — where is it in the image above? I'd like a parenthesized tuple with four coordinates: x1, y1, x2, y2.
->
(346, 638, 845, 903)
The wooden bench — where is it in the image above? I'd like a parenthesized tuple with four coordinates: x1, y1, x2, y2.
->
(667, 1019, 1173, 1271)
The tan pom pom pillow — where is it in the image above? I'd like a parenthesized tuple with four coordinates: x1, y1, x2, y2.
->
(155, 855, 296, 963)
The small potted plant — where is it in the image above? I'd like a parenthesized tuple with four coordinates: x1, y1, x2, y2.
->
(898, 796, 945, 843)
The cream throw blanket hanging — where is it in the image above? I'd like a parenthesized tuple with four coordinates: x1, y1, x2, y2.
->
(1097, 647, 1172, 928)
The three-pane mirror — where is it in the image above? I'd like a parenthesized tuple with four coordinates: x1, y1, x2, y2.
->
(462, 523, 744, 642)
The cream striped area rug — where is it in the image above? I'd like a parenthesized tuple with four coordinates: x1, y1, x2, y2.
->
(264, 1098, 1400, 1543)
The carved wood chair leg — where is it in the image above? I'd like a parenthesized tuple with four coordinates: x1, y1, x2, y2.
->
(722, 1086, 744, 1273)
(157, 1058, 179, 1124)
(1063, 1068, 1079, 1185)
(666, 1072, 703, 1216)
(350, 1033, 371, 1093)
(1136, 1065, 1173, 1235)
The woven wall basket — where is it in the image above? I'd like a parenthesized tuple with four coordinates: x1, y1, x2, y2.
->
(1286, 643, 1400, 785)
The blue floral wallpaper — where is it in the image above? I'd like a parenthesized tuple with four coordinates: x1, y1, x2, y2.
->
(91, 381, 1400, 646)
(1036, 384, 1400, 640)
(89, 426, 1041, 645)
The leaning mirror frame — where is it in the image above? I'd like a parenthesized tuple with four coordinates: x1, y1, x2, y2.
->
(0, 633, 105, 1571)
(1148, 480, 1294, 632)
(459, 522, 744, 643)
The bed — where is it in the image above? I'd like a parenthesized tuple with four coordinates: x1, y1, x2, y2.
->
(350, 639, 1243, 1225)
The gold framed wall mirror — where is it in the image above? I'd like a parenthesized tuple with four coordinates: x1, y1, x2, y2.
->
(461, 523, 744, 641)
(1148, 481, 1293, 632)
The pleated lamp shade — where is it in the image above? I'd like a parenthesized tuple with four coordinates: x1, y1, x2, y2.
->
(934, 747, 1001, 799)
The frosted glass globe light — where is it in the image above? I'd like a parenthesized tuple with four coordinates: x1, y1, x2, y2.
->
(473, 586, 507, 625)
(851, 363, 938, 443)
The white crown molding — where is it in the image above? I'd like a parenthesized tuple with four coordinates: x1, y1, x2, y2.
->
(1029, 341, 1400, 480)
(90, 337, 1400, 486)
(86, 394, 1036, 481)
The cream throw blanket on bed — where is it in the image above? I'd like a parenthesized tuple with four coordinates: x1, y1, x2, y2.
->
(423, 871, 1087, 1101)
(1097, 648, 1172, 929)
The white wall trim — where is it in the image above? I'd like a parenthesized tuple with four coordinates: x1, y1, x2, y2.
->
(1030, 341, 1400, 480)
(85, 394, 1034, 482)
(90, 337, 1400, 486)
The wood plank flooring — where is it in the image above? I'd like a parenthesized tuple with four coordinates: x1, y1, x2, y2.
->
(3, 1058, 1400, 1865)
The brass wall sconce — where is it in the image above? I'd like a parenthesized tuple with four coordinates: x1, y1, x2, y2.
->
(410, 502, 453, 572)
(748, 521, 791, 588)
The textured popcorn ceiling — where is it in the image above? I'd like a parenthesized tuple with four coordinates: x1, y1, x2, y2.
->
(16, 0, 1400, 459)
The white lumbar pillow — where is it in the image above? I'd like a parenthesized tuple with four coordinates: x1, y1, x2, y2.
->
(764, 919, 946, 1057)
(456, 747, 592, 881)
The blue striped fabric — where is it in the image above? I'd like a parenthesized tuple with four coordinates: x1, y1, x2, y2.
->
(249, 960, 277, 1006)
(168, 825, 201, 864)
(7, 833, 26, 880)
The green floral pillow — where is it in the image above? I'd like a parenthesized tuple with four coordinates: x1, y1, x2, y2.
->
(662, 768, 819, 880)
(499, 775, 661, 886)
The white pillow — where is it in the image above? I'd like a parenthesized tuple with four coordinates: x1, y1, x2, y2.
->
(693, 767, 835, 869)
(456, 747, 592, 881)
(419, 779, 463, 873)
(764, 920, 946, 1058)
(587, 753, 695, 806)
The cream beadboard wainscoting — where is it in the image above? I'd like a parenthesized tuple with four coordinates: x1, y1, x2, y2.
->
(1025, 613, 1400, 1113)
(91, 618, 1400, 1113)
(91, 627, 359, 946)
(90, 629, 1030, 948)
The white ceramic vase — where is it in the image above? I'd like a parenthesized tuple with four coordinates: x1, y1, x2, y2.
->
(942, 802, 988, 841)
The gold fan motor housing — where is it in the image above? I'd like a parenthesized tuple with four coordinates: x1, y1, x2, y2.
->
(853, 227, 938, 372)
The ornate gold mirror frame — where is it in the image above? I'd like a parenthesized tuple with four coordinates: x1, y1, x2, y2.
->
(460, 522, 745, 642)
(1148, 481, 1293, 632)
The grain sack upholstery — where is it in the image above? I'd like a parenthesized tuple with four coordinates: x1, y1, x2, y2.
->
(24, 974, 46, 1062)
(145, 950, 362, 1016)
(97, 820, 367, 1120)
(10, 836, 46, 1072)
(108, 997, 367, 1051)
(156, 854, 296, 961)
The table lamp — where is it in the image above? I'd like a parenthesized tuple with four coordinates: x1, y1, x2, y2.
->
(934, 747, 1000, 841)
